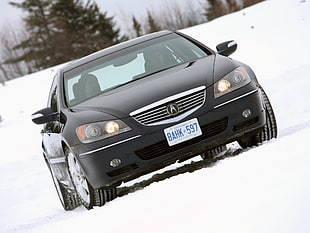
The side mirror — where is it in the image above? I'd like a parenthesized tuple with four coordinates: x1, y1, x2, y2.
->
(31, 107, 58, 125)
(216, 40, 237, 56)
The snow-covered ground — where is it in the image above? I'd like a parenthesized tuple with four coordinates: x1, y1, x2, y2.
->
(1, 0, 310, 232)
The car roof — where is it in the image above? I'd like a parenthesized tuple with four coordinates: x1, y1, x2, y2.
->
(62, 30, 174, 73)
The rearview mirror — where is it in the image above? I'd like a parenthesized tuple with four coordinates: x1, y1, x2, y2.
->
(112, 53, 137, 67)
(31, 107, 58, 124)
(216, 40, 237, 56)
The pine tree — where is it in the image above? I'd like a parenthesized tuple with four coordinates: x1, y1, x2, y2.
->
(9, 0, 125, 71)
(9, 0, 54, 69)
(49, 0, 124, 64)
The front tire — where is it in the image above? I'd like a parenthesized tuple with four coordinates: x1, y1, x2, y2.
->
(45, 155, 80, 210)
(67, 148, 95, 209)
(238, 87, 277, 148)
(66, 148, 117, 209)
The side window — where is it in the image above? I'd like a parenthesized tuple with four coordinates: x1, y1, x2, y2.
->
(50, 87, 58, 112)
(48, 76, 59, 112)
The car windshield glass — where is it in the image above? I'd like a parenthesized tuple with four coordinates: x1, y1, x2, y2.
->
(64, 34, 209, 106)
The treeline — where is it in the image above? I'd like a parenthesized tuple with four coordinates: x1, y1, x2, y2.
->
(0, 0, 265, 84)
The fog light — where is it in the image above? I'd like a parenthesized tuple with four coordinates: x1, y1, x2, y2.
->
(110, 158, 122, 168)
(242, 109, 252, 118)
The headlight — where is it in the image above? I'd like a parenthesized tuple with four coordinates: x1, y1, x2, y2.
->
(76, 120, 131, 143)
(214, 67, 251, 98)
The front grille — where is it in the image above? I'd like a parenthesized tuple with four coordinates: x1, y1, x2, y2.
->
(130, 86, 206, 126)
(135, 117, 228, 160)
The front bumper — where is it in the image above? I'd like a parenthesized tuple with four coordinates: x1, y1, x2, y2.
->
(77, 88, 265, 189)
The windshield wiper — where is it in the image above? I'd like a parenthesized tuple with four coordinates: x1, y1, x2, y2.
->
(107, 62, 195, 91)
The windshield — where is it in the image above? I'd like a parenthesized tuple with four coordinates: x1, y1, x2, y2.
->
(64, 34, 209, 106)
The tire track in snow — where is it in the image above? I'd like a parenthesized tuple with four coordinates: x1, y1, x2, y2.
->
(279, 121, 310, 138)
(117, 145, 244, 198)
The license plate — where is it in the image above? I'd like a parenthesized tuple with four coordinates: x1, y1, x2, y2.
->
(164, 118, 202, 146)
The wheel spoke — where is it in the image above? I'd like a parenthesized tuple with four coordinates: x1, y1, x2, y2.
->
(46, 157, 80, 210)
(67, 151, 91, 206)
(66, 149, 118, 208)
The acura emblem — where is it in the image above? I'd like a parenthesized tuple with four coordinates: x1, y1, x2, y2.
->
(166, 103, 180, 116)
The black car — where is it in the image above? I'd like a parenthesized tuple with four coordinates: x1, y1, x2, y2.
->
(32, 30, 277, 210)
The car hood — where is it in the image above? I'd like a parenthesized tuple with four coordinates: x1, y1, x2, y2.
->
(71, 56, 216, 119)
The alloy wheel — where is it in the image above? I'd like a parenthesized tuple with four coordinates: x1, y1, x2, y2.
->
(67, 150, 91, 206)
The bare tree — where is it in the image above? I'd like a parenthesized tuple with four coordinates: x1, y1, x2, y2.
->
(206, 0, 228, 21)
(183, 0, 208, 27)
(147, 10, 161, 33)
(128, 0, 206, 37)
(0, 22, 32, 82)
(8, 0, 124, 72)
(0, 63, 9, 85)
(227, 0, 242, 12)
(153, 0, 206, 31)
(205, 0, 246, 21)
(242, 0, 265, 8)
(132, 16, 142, 37)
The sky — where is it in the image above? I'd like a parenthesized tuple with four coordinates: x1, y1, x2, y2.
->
(0, 0, 23, 23)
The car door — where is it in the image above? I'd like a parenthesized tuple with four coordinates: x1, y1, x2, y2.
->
(42, 74, 66, 164)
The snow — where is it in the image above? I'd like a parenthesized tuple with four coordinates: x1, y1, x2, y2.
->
(1, 0, 310, 232)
